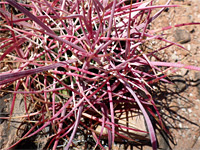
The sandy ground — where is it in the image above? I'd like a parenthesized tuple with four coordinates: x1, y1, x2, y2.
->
(151, 0, 200, 149)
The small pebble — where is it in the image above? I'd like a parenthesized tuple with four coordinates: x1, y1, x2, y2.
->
(174, 29, 191, 44)
(195, 105, 199, 110)
(182, 108, 186, 112)
(187, 44, 191, 51)
(188, 109, 192, 113)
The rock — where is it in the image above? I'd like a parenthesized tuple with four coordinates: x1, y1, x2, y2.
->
(174, 29, 191, 44)
(194, 72, 200, 96)
(0, 94, 27, 149)
(0, 94, 9, 124)
(156, 129, 170, 150)
(0, 93, 47, 149)
(94, 106, 170, 149)
(94, 105, 149, 143)
(170, 75, 187, 93)
(169, 101, 180, 112)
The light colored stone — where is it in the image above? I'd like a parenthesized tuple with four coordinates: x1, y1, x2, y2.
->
(188, 109, 192, 113)
(94, 110, 149, 142)
(0, 94, 27, 149)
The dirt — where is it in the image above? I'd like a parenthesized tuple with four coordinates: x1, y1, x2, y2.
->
(151, 0, 200, 150)
(112, 0, 200, 149)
